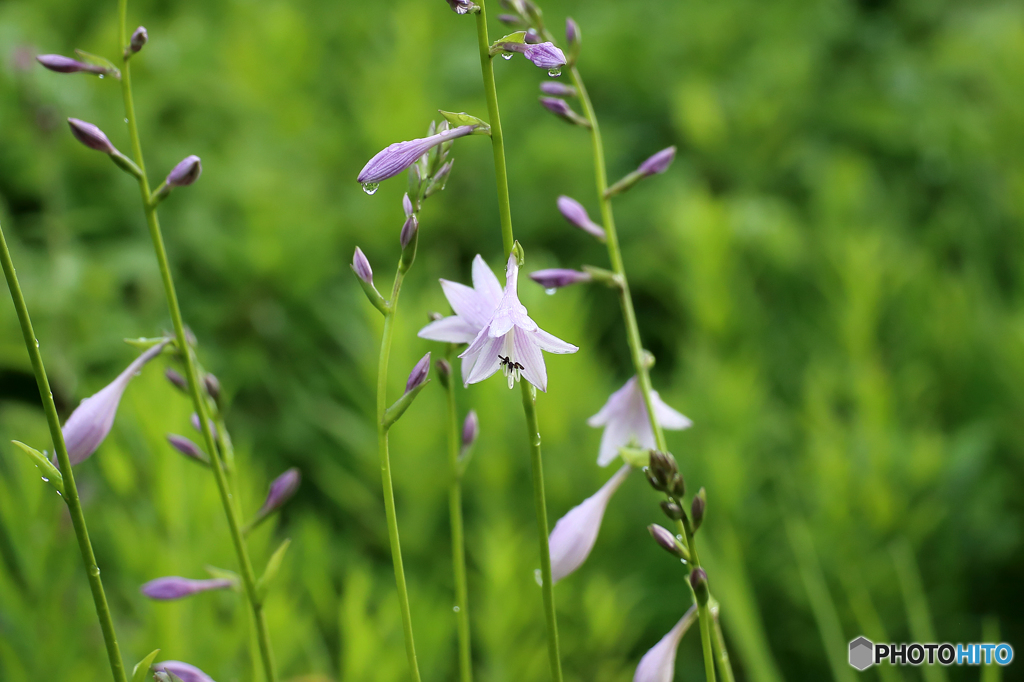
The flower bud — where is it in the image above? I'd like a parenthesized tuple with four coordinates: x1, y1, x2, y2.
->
(141, 576, 233, 600)
(165, 368, 188, 392)
(689, 567, 710, 605)
(204, 373, 221, 402)
(669, 473, 685, 500)
(352, 247, 373, 285)
(435, 358, 452, 388)
(166, 155, 202, 187)
(648, 524, 687, 559)
(539, 97, 590, 127)
(691, 487, 706, 531)
(647, 450, 678, 493)
(37, 54, 107, 74)
(425, 159, 453, 197)
(400, 214, 418, 250)
(190, 413, 217, 439)
(166, 434, 208, 464)
(660, 500, 684, 521)
(556, 195, 605, 239)
(461, 409, 479, 450)
(358, 125, 476, 186)
(258, 468, 301, 516)
(402, 192, 414, 217)
(153, 661, 216, 682)
(539, 81, 577, 98)
(530, 268, 592, 290)
(497, 13, 523, 25)
(67, 118, 117, 154)
(406, 352, 431, 393)
(525, 29, 542, 44)
(524, 42, 566, 71)
(446, 0, 478, 14)
(565, 17, 581, 51)
(638, 146, 676, 176)
(130, 26, 148, 53)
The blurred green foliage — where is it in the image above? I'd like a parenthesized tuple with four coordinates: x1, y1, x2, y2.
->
(1, 0, 1023, 680)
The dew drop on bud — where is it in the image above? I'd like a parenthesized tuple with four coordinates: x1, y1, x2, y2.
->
(534, 568, 543, 586)
(361, 182, 380, 195)
(544, 288, 556, 296)
(502, 53, 513, 60)
(548, 68, 561, 77)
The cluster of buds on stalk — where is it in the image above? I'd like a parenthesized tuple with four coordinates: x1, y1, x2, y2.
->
(646, 450, 707, 545)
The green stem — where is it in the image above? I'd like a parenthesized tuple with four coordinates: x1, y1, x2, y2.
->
(474, 2, 514, 257)
(676, 518, 715, 682)
(521, 383, 564, 682)
(377, 267, 422, 682)
(711, 611, 736, 682)
(0, 222, 128, 682)
(444, 351, 473, 682)
(116, 4, 276, 679)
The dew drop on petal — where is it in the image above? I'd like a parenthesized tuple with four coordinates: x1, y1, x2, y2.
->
(534, 569, 543, 586)
(544, 288, 556, 296)
(361, 182, 380, 195)
(548, 68, 561, 77)
(676, 534, 683, 541)
(501, 53, 513, 60)
(98, 74, 104, 79)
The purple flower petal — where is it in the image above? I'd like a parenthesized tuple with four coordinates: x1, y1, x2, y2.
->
(358, 125, 476, 185)
(633, 609, 697, 682)
(37, 54, 102, 74)
(258, 468, 301, 516)
(556, 196, 605, 239)
(530, 268, 591, 290)
(67, 118, 116, 154)
(154, 661, 216, 682)
(523, 42, 566, 70)
(638, 147, 676, 176)
(461, 410, 479, 448)
(141, 577, 233, 600)
(405, 353, 431, 392)
(539, 81, 577, 97)
(352, 247, 373, 284)
(548, 465, 630, 582)
(166, 155, 202, 187)
(418, 315, 480, 344)
(588, 377, 691, 466)
(130, 27, 148, 53)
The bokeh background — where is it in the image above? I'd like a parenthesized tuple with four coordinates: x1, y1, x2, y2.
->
(1, 0, 1023, 680)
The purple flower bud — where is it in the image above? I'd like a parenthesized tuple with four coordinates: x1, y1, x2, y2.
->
(689, 567, 709, 604)
(166, 434, 208, 464)
(204, 373, 221, 401)
(190, 413, 217, 439)
(166, 155, 202, 187)
(37, 54, 105, 74)
(153, 661, 216, 682)
(648, 524, 686, 558)
(525, 29, 542, 44)
(61, 341, 167, 466)
(402, 192, 414, 217)
(497, 13, 523, 25)
(539, 81, 577, 97)
(352, 247, 373, 284)
(130, 26, 148, 53)
(462, 410, 479, 449)
(638, 146, 676, 176)
(530, 268, 592, 290)
(400, 214, 419, 250)
(141, 576, 233, 600)
(258, 468, 301, 516)
(523, 42, 566, 70)
(67, 118, 116, 154)
(539, 97, 589, 127)
(446, 0, 478, 14)
(165, 368, 188, 392)
(358, 125, 476, 186)
(556, 195, 605, 239)
(566, 17, 581, 47)
(406, 352, 431, 393)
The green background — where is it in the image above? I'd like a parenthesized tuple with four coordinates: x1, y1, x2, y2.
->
(1, 0, 1022, 679)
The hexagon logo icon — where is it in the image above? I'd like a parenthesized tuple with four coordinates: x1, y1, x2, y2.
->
(849, 636, 874, 671)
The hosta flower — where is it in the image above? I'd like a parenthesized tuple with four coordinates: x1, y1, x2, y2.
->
(154, 661, 216, 682)
(167, 155, 202, 187)
(67, 118, 117, 154)
(588, 376, 691, 467)
(499, 41, 566, 71)
(638, 147, 676, 176)
(60, 341, 168, 465)
(258, 468, 301, 516)
(556, 195, 605, 239)
(358, 125, 476, 186)
(140, 576, 233, 600)
(418, 254, 503, 383)
(548, 464, 630, 582)
(130, 26, 148, 53)
(459, 253, 578, 392)
(633, 608, 697, 682)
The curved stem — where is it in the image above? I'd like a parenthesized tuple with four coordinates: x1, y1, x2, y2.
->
(521, 383, 564, 682)
(116, 4, 276, 679)
(444, 351, 473, 682)
(675, 517, 715, 682)
(0, 223, 128, 682)
(377, 268, 422, 682)
(712, 611, 736, 682)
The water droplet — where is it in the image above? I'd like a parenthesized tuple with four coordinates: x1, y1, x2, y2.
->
(534, 569, 543, 586)
(453, 605, 460, 612)
(98, 74, 104, 79)
(544, 288, 556, 296)
(501, 53, 513, 60)
(676, 534, 683, 541)
(548, 68, 561, 77)
(124, 118, 129, 123)
(361, 182, 380, 195)
(41, 477, 49, 483)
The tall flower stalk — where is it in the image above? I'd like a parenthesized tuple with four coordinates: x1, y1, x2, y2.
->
(471, 2, 564, 679)
(114, 0, 277, 678)
(0, 221, 129, 682)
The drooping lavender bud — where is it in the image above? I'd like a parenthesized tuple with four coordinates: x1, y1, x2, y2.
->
(435, 358, 452, 388)
(406, 353, 431, 393)
(446, 0, 478, 14)
(540, 81, 577, 98)
(352, 247, 373, 284)
(153, 661, 216, 682)
(462, 410, 479, 450)
(525, 29, 542, 44)
(638, 146, 676, 176)
(140, 576, 233, 600)
(691, 487, 706, 530)
(37, 54, 106, 74)
(166, 434, 208, 464)
(204, 373, 221, 402)
(648, 524, 687, 559)
(167, 155, 202, 187)
(530, 268, 592, 290)
(257, 468, 302, 517)
(400, 215, 418, 250)
(565, 17, 581, 65)
(358, 125, 476, 186)
(689, 567, 710, 605)
(130, 26, 148, 53)
(402, 192, 414, 217)
(166, 368, 188, 392)
(67, 118, 117, 154)
(523, 42, 566, 71)
(539, 97, 590, 127)
(497, 13, 523, 25)
(556, 196, 605, 239)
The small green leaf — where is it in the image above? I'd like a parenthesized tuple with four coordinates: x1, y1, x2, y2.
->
(437, 111, 491, 135)
(123, 336, 173, 350)
(73, 49, 120, 78)
(131, 648, 160, 682)
(204, 565, 241, 587)
(257, 538, 291, 602)
(490, 31, 527, 51)
(618, 446, 651, 469)
(382, 380, 430, 430)
(11, 441, 64, 495)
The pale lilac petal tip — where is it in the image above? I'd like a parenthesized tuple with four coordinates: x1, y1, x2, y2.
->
(556, 195, 605, 238)
(638, 147, 676, 176)
(167, 155, 202, 187)
(352, 247, 373, 284)
(633, 610, 696, 682)
(154, 661, 217, 682)
(548, 465, 630, 582)
(406, 353, 431, 392)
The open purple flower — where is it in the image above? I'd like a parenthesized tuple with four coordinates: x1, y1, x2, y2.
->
(459, 253, 578, 392)
(141, 576, 234, 600)
(358, 125, 476, 186)
(548, 464, 630, 582)
(418, 254, 503, 382)
(154, 661, 216, 682)
(633, 608, 697, 682)
(60, 341, 168, 466)
(588, 376, 691, 466)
